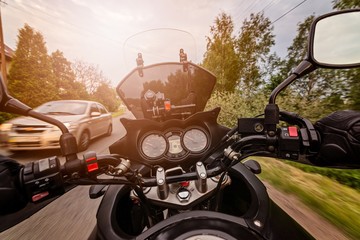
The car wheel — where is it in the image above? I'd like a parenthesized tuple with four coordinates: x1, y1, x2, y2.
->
(106, 124, 112, 136)
(78, 130, 90, 151)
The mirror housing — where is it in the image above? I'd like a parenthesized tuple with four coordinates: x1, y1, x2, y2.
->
(308, 8, 360, 68)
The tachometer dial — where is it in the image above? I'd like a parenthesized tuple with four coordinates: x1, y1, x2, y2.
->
(183, 128, 208, 153)
(141, 133, 167, 159)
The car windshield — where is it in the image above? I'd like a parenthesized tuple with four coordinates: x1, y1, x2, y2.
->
(35, 102, 88, 115)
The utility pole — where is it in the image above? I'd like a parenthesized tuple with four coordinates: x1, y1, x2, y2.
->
(0, 0, 7, 85)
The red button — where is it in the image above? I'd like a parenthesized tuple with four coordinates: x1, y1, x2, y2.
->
(288, 126, 298, 137)
(164, 100, 171, 111)
(87, 162, 99, 172)
(32, 191, 49, 202)
(180, 181, 190, 187)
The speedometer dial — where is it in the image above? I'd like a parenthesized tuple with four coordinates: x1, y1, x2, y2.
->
(183, 128, 208, 153)
(141, 133, 167, 159)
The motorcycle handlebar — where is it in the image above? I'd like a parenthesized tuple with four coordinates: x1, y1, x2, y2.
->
(20, 123, 321, 203)
(21, 152, 124, 203)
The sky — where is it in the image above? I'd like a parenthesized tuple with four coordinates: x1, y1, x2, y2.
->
(2, 0, 334, 86)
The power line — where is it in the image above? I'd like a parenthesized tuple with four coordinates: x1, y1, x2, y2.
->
(272, 0, 308, 24)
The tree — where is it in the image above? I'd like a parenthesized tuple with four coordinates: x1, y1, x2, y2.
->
(280, 15, 350, 119)
(8, 24, 58, 107)
(332, 0, 360, 9)
(72, 60, 119, 111)
(51, 50, 88, 100)
(332, 0, 360, 110)
(92, 82, 120, 112)
(235, 12, 275, 96)
(341, 68, 360, 110)
(202, 12, 239, 92)
(72, 60, 107, 95)
(263, 52, 286, 93)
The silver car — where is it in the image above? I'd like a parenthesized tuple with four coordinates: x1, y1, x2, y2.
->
(0, 100, 112, 151)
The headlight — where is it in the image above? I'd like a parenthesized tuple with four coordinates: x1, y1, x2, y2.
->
(0, 123, 13, 132)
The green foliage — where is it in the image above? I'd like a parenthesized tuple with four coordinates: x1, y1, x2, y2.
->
(286, 161, 360, 191)
(236, 12, 275, 96)
(92, 82, 120, 112)
(333, 0, 360, 9)
(8, 24, 58, 108)
(257, 157, 360, 240)
(5, 24, 119, 114)
(202, 12, 239, 92)
(205, 90, 267, 127)
(343, 68, 360, 110)
(51, 50, 89, 100)
(0, 112, 13, 124)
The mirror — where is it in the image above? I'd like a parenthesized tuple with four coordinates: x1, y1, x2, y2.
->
(310, 9, 360, 68)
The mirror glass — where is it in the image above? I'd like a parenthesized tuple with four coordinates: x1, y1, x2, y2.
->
(312, 11, 360, 66)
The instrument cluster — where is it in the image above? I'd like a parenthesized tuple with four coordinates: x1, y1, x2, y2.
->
(139, 127, 210, 161)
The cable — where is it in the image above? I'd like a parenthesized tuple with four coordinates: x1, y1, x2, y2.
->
(272, 0, 308, 24)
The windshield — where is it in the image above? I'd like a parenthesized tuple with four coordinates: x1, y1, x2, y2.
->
(36, 101, 88, 115)
(117, 63, 216, 119)
(118, 29, 216, 120)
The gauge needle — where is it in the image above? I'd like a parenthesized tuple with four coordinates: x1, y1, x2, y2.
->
(145, 142, 155, 147)
(185, 136, 196, 142)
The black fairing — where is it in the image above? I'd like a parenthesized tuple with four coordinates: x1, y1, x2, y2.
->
(94, 161, 313, 240)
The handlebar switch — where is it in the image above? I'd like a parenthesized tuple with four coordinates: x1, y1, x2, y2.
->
(84, 151, 98, 174)
(278, 126, 300, 160)
(22, 156, 64, 202)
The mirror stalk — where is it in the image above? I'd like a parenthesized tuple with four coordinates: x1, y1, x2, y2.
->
(2, 95, 79, 161)
(28, 110, 79, 161)
(265, 60, 316, 134)
(4, 98, 32, 115)
(269, 60, 316, 104)
(26, 110, 78, 161)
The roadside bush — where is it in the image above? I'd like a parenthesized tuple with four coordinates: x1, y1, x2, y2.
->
(286, 161, 360, 191)
(0, 112, 13, 124)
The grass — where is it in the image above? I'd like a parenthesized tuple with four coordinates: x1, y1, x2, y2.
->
(254, 157, 360, 240)
(286, 161, 360, 191)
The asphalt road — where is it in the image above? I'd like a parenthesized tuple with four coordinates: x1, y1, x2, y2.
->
(0, 112, 133, 240)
